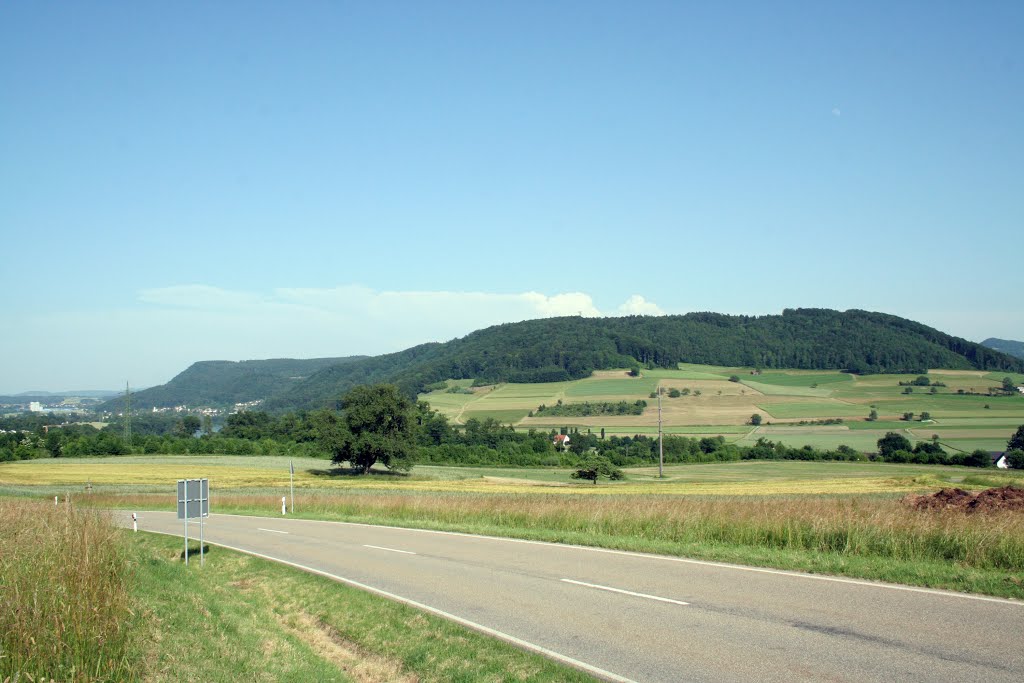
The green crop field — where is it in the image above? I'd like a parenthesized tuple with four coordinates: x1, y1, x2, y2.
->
(745, 372, 853, 387)
(563, 376, 657, 397)
(644, 367, 732, 380)
(758, 401, 868, 418)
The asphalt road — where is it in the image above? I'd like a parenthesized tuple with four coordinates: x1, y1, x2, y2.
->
(116, 511, 1023, 683)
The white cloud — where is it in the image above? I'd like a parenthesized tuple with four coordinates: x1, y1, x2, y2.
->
(618, 295, 665, 315)
(831, 107, 841, 117)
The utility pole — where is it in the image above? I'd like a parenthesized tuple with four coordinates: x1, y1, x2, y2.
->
(123, 382, 132, 444)
(658, 387, 664, 478)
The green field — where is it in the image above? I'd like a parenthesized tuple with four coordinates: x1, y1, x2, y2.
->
(758, 401, 868, 418)
(562, 376, 658, 397)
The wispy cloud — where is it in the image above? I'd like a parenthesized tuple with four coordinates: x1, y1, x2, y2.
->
(0, 286, 666, 391)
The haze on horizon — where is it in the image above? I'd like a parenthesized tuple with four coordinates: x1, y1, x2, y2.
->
(1, 2, 1021, 394)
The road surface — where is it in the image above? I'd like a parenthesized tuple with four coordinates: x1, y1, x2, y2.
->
(116, 511, 1023, 682)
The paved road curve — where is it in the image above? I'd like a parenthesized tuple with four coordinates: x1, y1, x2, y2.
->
(117, 511, 1023, 683)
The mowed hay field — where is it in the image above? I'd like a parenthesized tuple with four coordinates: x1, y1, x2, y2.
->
(417, 365, 1024, 453)
(0, 456, 998, 497)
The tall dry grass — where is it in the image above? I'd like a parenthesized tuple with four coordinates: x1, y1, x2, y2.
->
(95, 490, 1024, 571)
(0, 500, 135, 682)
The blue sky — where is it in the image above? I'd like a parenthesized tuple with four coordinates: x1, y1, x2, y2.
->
(1, 1, 1021, 393)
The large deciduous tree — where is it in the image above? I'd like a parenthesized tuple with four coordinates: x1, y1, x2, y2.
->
(333, 384, 416, 474)
(1008, 424, 1024, 453)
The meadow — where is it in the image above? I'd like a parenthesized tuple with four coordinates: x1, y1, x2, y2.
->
(417, 365, 1024, 454)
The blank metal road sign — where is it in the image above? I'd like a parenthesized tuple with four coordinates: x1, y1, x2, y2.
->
(177, 478, 209, 520)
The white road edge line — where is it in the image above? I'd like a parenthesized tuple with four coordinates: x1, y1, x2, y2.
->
(257, 528, 289, 534)
(364, 544, 416, 555)
(162, 514, 1024, 607)
(562, 579, 689, 606)
(137, 529, 636, 683)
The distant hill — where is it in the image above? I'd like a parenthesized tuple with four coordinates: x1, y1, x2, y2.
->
(981, 338, 1024, 360)
(99, 357, 366, 410)
(258, 308, 1024, 412)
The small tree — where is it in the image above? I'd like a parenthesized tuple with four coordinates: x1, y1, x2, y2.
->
(729, 375, 740, 383)
(571, 456, 624, 485)
(919, 412, 931, 421)
(750, 413, 762, 426)
(668, 388, 681, 398)
(877, 432, 912, 458)
(867, 409, 878, 422)
(902, 412, 914, 421)
(176, 416, 201, 438)
(1003, 377, 1016, 392)
(963, 449, 992, 468)
(1006, 450, 1024, 469)
(628, 365, 641, 377)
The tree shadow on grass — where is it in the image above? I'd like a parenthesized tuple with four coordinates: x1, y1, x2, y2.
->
(307, 467, 411, 479)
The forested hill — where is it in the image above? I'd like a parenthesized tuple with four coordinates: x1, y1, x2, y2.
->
(101, 356, 366, 410)
(260, 309, 1024, 412)
(982, 338, 1024, 360)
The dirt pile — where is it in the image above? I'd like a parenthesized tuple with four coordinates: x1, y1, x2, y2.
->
(909, 485, 1019, 511)
(906, 486, 1024, 512)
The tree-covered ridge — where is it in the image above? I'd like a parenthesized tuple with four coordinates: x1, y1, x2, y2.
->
(264, 309, 1024, 411)
(104, 356, 366, 410)
(982, 338, 1024, 361)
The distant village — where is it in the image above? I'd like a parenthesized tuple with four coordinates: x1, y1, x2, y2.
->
(0, 394, 262, 419)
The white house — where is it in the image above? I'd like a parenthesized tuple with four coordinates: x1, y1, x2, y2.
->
(992, 452, 1009, 469)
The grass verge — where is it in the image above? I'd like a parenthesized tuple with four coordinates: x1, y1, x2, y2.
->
(129, 531, 595, 682)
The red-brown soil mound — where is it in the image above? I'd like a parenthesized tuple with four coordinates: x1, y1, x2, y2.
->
(906, 486, 1024, 512)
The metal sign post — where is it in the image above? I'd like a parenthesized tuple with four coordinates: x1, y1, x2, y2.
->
(177, 478, 210, 566)
(289, 459, 295, 514)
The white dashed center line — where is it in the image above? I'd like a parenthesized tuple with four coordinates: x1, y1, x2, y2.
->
(561, 579, 689, 606)
(364, 544, 417, 555)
